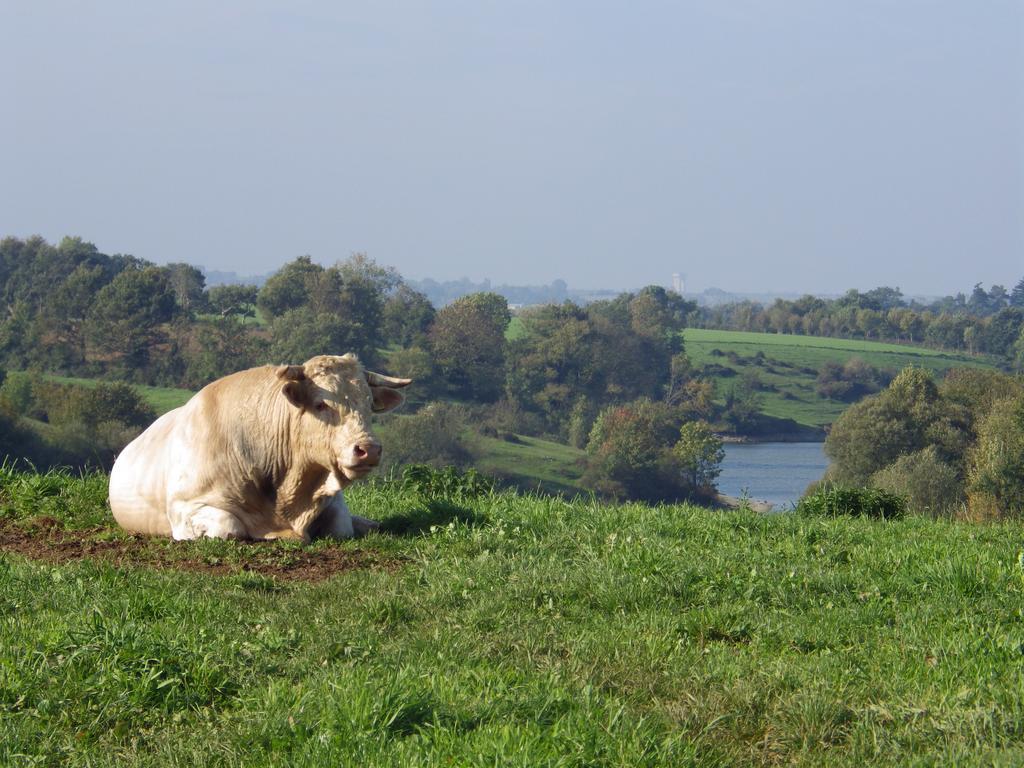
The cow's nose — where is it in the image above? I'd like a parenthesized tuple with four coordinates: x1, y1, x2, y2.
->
(352, 441, 382, 466)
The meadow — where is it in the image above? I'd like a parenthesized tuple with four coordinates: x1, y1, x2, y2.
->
(682, 329, 995, 430)
(2, 467, 1022, 766)
(45, 374, 193, 416)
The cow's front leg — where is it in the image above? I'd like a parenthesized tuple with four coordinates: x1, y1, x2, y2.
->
(309, 492, 355, 539)
(315, 493, 380, 538)
(170, 502, 248, 540)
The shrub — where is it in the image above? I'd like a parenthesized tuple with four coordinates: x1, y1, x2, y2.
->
(376, 402, 475, 470)
(796, 485, 907, 519)
(967, 394, 1024, 520)
(871, 446, 963, 517)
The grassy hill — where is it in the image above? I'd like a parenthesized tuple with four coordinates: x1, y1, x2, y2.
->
(2, 468, 1022, 765)
(473, 433, 587, 496)
(683, 329, 996, 430)
(45, 374, 193, 415)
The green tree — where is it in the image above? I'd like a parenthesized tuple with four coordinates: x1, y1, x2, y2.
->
(85, 265, 178, 374)
(164, 263, 207, 314)
(583, 399, 687, 501)
(257, 256, 323, 319)
(428, 293, 510, 402)
(825, 367, 970, 485)
(673, 421, 725, 490)
(968, 394, 1024, 519)
(871, 446, 963, 517)
(207, 284, 259, 319)
(383, 284, 436, 346)
(1010, 277, 1024, 308)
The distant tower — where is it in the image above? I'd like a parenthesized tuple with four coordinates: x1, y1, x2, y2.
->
(672, 273, 685, 294)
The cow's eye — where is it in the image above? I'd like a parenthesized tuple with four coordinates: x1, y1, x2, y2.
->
(315, 401, 330, 412)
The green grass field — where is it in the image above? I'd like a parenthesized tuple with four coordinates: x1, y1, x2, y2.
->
(474, 434, 587, 496)
(683, 329, 996, 429)
(45, 374, 193, 415)
(2, 468, 1023, 766)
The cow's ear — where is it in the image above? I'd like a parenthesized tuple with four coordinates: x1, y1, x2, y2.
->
(370, 386, 405, 413)
(281, 380, 312, 410)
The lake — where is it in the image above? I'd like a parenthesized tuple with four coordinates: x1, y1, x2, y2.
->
(718, 442, 829, 510)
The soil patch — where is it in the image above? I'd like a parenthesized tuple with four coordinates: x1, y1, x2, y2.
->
(0, 517, 405, 582)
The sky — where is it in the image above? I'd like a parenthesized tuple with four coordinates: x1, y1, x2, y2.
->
(1, 1, 1022, 295)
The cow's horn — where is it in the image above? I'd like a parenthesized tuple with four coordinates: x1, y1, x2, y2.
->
(277, 365, 307, 381)
(365, 370, 412, 388)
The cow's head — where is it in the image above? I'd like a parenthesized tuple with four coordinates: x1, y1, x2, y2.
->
(277, 354, 410, 482)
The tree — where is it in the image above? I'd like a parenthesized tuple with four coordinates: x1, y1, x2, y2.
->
(583, 399, 687, 501)
(871, 446, 963, 517)
(825, 367, 970, 485)
(376, 403, 474, 470)
(968, 394, 1024, 519)
(383, 284, 436, 346)
(183, 316, 268, 387)
(85, 265, 178, 374)
(207, 284, 259, 319)
(428, 293, 510, 402)
(164, 263, 207, 314)
(257, 256, 323, 319)
(673, 421, 724, 490)
(1010, 277, 1024, 308)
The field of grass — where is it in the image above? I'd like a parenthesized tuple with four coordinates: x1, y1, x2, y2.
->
(45, 374, 193, 415)
(683, 329, 997, 430)
(2, 467, 1023, 766)
(474, 434, 587, 496)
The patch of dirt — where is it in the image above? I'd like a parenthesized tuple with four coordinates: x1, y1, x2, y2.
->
(0, 517, 405, 582)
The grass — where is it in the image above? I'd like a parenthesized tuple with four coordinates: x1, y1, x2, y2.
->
(2, 467, 1024, 765)
(44, 374, 193, 415)
(683, 329, 997, 429)
(473, 433, 587, 496)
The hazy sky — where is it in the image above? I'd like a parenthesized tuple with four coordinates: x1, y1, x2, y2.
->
(2, 1, 1022, 294)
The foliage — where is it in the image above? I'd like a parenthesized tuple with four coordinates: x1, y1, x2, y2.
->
(673, 421, 725, 490)
(428, 293, 509, 402)
(796, 484, 907, 519)
(376, 403, 476, 470)
(696, 280, 1023, 362)
(815, 357, 892, 401)
(967, 394, 1024, 519)
(382, 284, 435, 346)
(505, 294, 690, 437)
(85, 265, 178, 375)
(871, 446, 963, 518)
(206, 284, 258, 319)
(182, 316, 269, 388)
(583, 399, 690, 502)
(825, 367, 971, 486)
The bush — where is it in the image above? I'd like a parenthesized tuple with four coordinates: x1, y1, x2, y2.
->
(796, 485, 907, 519)
(967, 394, 1024, 520)
(376, 402, 475, 470)
(871, 446, 963, 517)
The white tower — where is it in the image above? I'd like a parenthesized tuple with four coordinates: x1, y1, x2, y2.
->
(672, 273, 685, 294)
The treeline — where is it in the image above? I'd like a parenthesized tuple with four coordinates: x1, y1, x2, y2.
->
(0, 235, 732, 501)
(697, 284, 1024, 365)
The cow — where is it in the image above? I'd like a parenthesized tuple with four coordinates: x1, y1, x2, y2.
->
(108, 354, 410, 542)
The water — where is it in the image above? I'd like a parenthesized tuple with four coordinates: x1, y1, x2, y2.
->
(718, 442, 829, 510)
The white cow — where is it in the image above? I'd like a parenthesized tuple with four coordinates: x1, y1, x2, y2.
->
(108, 354, 410, 541)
